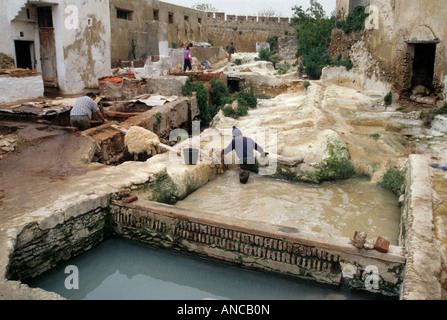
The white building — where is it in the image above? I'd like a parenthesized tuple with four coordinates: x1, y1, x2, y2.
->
(0, 0, 112, 102)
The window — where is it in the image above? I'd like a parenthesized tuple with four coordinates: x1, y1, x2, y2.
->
(117, 8, 132, 20)
(153, 10, 159, 21)
(37, 6, 53, 28)
(168, 12, 174, 24)
(198, 18, 202, 24)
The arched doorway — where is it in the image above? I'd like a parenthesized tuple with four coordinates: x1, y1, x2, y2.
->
(405, 25, 440, 94)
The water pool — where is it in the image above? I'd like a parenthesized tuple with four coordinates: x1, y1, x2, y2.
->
(27, 238, 387, 300)
(175, 171, 401, 245)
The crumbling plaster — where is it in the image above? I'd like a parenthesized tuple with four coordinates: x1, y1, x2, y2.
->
(334, 0, 447, 98)
(366, 0, 447, 96)
(55, 0, 112, 93)
(109, 0, 208, 62)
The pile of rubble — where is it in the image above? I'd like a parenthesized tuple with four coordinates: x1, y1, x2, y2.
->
(0, 134, 17, 159)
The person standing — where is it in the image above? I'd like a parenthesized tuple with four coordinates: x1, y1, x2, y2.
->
(70, 92, 108, 131)
(221, 126, 266, 184)
(183, 45, 193, 72)
(226, 42, 236, 62)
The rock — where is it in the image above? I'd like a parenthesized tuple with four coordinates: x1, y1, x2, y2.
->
(410, 94, 437, 105)
(351, 231, 367, 249)
(412, 85, 427, 96)
(374, 236, 390, 253)
(363, 239, 375, 250)
(123, 194, 138, 203)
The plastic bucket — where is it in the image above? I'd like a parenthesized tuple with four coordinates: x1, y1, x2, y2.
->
(183, 148, 199, 165)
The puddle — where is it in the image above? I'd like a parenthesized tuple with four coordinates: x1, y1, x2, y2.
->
(175, 170, 401, 245)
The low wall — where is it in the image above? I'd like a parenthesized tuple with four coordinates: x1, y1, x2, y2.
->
(6, 207, 109, 282)
(400, 154, 443, 299)
(84, 96, 199, 165)
(110, 200, 406, 297)
(0, 73, 44, 104)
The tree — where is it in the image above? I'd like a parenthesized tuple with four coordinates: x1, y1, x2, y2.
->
(291, 0, 337, 79)
(258, 8, 281, 18)
(292, 0, 334, 57)
(192, 3, 217, 11)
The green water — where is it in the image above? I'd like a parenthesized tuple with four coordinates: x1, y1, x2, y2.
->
(27, 238, 388, 300)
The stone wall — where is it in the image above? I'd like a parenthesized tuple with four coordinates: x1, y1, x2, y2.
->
(206, 12, 296, 53)
(110, 200, 406, 297)
(331, 0, 447, 98)
(6, 207, 108, 282)
(85, 95, 199, 165)
(400, 155, 443, 299)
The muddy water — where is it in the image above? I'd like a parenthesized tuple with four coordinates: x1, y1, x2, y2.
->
(175, 170, 401, 245)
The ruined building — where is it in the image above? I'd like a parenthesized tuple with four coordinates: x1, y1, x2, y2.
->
(0, 0, 295, 104)
(331, 0, 447, 100)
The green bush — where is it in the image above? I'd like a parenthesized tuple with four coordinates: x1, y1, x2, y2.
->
(384, 91, 393, 106)
(182, 76, 193, 96)
(380, 165, 406, 197)
(209, 78, 229, 107)
(277, 62, 291, 74)
(332, 55, 353, 71)
(192, 82, 213, 126)
(257, 48, 282, 68)
(299, 46, 332, 79)
(237, 90, 257, 109)
(303, 81, 311, 91)
(336, 6, 369, 34)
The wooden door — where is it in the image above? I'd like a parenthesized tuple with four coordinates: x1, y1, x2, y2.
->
(39, 27, 58, 87)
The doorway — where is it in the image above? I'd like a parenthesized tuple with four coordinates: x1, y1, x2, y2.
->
(14, 40, 35, 70)
(37, 6, 58, 87)
(411, 43, 437, 92)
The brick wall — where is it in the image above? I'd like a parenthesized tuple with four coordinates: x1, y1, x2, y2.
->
(110, 199, 405, 297)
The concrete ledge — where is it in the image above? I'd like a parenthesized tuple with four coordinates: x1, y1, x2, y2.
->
(111, 199, 406, 297)
(400, 154, 443, 300)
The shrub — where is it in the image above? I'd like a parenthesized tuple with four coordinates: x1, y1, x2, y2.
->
(384, 91, 393, 106)
(192, 82, 213, 126)
(380, 164, 406, 197)
(303, 81, 311, 91)
(277, 62, 291, 74)
(210, 78, 229, 107)
(234, 58, 242, 66)
(336, 6, 369, 34)
(299, 46, 332, 79)
(237, 90, 257, 109)
(182, 76, 193, 96)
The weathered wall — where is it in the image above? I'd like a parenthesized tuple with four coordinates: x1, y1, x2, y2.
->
(0, 74, 45, 104)
(206, 12, 296, 53)
(111, 200, 405, 297)
(109, 0, 208, 62)
(55, 0, 112, 93)
(1, 1, 111, 95)
(332, 0, 447, 98)
(7, 207, 108, 282)
(400, 155, 442, 300)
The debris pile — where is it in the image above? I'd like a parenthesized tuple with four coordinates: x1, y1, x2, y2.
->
(0, 134, 17, 158)
(351, 231, 390, 253)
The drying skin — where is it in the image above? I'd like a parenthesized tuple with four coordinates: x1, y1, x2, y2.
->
(124, 126, 161, 156)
